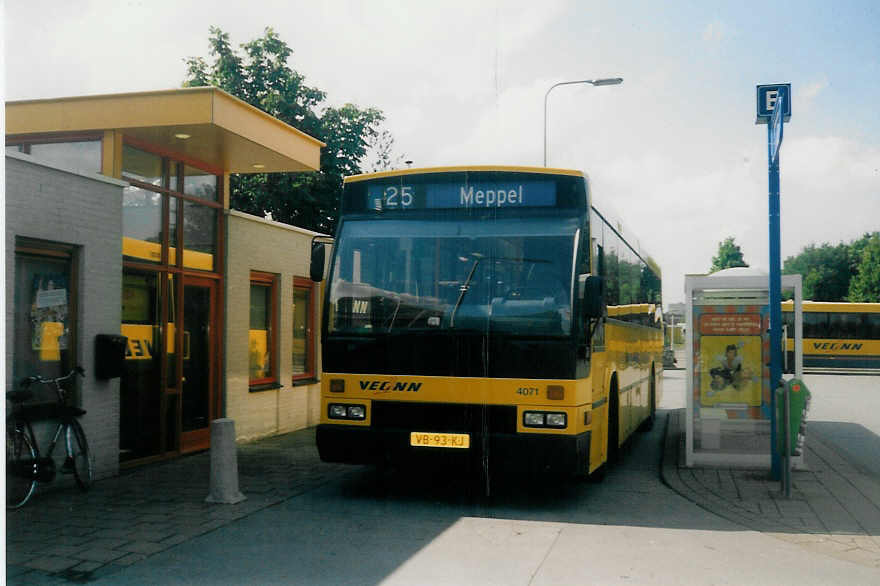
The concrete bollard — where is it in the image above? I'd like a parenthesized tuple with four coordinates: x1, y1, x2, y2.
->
(205, 418, 246, 504)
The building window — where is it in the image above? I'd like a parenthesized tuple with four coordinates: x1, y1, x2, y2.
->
(183, 164, 218, 201)
(249, 272, 278, 387)
(6, 136, 102, 174)
(13, 238, 78, 390)
(182, 200, 217, 270)
(121, 141, 222, 272)
(292, 278, 317, 382)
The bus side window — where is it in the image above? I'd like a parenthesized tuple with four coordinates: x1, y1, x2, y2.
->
(868, 314, 880, 339)
(829, 312, 860, 339)
(782, 311, 794, 334)
(803, 312, 826, 338)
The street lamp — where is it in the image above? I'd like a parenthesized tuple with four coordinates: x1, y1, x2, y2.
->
(543, 77, 623, 167)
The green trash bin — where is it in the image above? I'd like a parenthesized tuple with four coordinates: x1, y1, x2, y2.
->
(775, 378, 811, 457)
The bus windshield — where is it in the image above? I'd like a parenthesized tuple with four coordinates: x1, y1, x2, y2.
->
(328, 216, 578, 336)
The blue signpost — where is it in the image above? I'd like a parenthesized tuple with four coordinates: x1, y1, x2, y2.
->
(756, 83, 791, 480)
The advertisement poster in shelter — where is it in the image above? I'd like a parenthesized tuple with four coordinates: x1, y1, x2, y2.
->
(697, 312, 764, 408)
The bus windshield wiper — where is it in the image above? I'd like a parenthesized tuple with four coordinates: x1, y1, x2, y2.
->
(385, 294, 402, 332)
(449, 257, 482, 328)
(448, 255, 556, 328)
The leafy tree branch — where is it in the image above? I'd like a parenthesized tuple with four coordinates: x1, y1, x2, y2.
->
(183, 27, 402, 234)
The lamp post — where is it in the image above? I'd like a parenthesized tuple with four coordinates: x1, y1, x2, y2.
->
(543, 77, 623, 166)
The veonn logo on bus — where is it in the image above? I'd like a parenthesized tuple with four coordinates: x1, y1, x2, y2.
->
(812, 342, 863, 353)
(358, 380, 423, 392)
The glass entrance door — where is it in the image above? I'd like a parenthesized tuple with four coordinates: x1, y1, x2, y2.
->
(180, 277, 217, 453)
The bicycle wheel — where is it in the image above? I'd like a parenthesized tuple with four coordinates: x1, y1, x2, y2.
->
(66, 419, 93, 490)
(7, 424, 37, 509)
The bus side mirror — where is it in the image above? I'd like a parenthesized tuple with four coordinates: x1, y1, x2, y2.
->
(582, 275, 605, 319)
(310, 242, 326, 282)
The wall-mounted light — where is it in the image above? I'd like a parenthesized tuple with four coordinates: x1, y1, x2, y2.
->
(174, 133, 192, 140)
(252, 163, 265, 169)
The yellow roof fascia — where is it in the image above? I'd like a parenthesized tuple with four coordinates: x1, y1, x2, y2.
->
(6, 87, 324, 173)
(7, 88, 215, 133)
(211, 89, 324, 171)
(344, 165, 586, 184)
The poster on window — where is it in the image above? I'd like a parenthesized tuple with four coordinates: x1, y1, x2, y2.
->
(696, 312, 763, 407)
(30, 273, 68, 361)
(699, 335, 762, 406)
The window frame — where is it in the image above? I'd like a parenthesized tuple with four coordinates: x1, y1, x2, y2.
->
(249, 271, 279, 389)
(292, 277, 318, 385)
(120, 137, 224, 276)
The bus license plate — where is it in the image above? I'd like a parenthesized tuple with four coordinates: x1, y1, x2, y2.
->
(410, 432, 470, 449)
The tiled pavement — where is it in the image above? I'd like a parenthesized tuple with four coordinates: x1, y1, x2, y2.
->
(9, 410, 880, 582)
(6, 428, 349, 584)
(661, 408, 880, 569)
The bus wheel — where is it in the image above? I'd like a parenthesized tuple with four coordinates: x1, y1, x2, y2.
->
(607, 381, 620, 465)
(639, 366, 656, 432)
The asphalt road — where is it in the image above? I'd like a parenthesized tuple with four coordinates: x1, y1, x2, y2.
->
(98, 371, 880, 585)
(801, 372, 880, 480)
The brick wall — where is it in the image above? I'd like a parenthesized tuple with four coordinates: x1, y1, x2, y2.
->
(5, 153, 125, 480)
(225, 211, 324, 441)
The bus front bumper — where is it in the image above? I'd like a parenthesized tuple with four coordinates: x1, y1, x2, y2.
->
(316, 424, 590, 476)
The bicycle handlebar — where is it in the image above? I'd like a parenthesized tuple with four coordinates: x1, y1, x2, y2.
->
(18, 367, 85, 390)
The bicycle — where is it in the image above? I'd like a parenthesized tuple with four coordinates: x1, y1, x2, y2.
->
(6, 366, 92, 509)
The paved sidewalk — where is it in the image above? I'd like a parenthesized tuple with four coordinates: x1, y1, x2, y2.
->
(9, 410, 880, 582)
(6, 428, 349, 584)
(661, 408, 880, 569)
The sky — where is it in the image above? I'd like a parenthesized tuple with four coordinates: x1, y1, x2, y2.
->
(4, 0, 879, 305)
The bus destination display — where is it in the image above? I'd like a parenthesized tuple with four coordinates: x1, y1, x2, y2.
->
(366, 180, 556, 211)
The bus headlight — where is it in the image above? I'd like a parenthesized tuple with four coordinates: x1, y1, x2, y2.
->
(545, 413, 567, 428)
(328, 403, 366, 420)
(524, 412, 545, 427)
(523, 411, 568, 429)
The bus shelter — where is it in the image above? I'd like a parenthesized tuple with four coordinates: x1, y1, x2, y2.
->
(684, 270, 803, 468)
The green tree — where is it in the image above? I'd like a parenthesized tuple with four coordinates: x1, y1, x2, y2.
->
(781, 233, 880, 301)
(782, 242, 851, 301)
(710, 237, 749, 273)
(183, 27, 397, 234)
(848, 234, 880, 302)
(847, 233, 876, 279)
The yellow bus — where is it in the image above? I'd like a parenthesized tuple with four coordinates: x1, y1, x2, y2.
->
(783, 301, 880, 370)
(312, 167, 663, 482)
